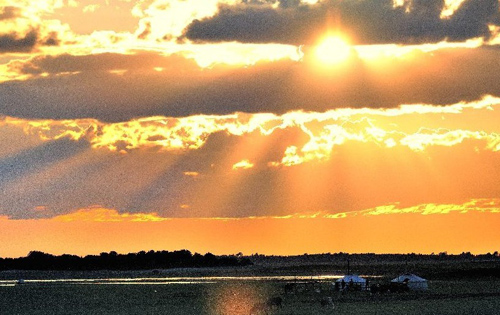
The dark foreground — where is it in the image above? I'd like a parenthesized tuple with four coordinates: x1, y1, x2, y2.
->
(1, 257, 500, 314)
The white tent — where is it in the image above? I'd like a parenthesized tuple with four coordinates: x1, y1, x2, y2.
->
(335, 274, 367, 290)
(391, 273, 428, 291)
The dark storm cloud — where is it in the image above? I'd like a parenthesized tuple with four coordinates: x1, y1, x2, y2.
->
(184, 0, 499, 45)
(0, 28, 63, 53)
(0, 29, 38, 53)
(1, 47, 500, 121)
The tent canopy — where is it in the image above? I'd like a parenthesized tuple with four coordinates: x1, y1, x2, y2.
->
(391, 273, 426, 283)
(391, 273, 428, 291)
(335, 274, 366, 283)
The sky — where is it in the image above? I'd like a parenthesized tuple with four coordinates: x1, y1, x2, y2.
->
(1, 0, 500, 258)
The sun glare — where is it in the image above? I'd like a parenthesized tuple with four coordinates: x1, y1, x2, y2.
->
(315, 36, 352, 65)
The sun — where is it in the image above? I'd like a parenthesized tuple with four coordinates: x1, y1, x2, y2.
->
(315, 35, 352, 65)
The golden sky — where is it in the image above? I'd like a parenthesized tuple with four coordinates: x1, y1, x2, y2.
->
(1, 0, 500, 257)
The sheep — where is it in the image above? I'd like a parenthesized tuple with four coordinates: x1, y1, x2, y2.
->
(320, 296, 335, 309)
(249, 296, 283, 315)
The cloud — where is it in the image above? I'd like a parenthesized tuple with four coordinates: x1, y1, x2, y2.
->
(52, 207, 168, 222)
(232, 159, 254, 170)
(1, 45, 500, 120)
(0, 6, 21, 20)
(1, 96, 500, 219)
(286, 198, 500, 218)
(132, 0, 237, 41)
(7, 198, 500, 223)
(4, 95, 499, 156)
(183, 0, 499, 45)
(0, 29, 38, 53)
(0, 28, 63, 53)
(0, 3, 77, 53)
(344, 198, 500, 217)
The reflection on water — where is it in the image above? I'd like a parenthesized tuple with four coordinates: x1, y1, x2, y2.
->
(0, 274, 347, 287)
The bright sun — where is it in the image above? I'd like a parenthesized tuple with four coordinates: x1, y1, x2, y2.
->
(315, 36, 352, 65)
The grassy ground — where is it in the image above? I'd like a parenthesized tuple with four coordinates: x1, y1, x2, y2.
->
(2, 259, 500, 315)
(2, 278, 500, 315)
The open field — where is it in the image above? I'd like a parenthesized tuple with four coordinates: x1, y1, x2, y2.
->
(1, 258, 500, 314)
(2, 278, 500, 315)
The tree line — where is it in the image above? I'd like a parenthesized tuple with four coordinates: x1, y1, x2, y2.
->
(0, 250, 252, 271)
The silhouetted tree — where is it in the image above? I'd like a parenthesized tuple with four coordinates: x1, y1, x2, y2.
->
(0, 250, 252, 271)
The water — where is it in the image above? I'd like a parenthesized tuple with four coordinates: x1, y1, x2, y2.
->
(0, 274, 344, 287)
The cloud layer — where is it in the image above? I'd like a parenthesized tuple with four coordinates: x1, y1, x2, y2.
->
(184, 0, 500, 45)
(1, 97, 500, 219)
(2, 45, 500, 121)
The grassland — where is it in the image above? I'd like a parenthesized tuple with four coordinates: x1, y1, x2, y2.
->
(1, 256, 500, 314)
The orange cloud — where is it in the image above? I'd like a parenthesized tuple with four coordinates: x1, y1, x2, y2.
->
(440, 0, 468, 19)
(262, 198, 500, 220)
(326, 198, 500, 218)
(399, 129, 500, 152)
(232, 159, 254, 170)
(12, 198, 500, 223)
(52, 207, 168, 222)
(3, 95, 500, 166)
